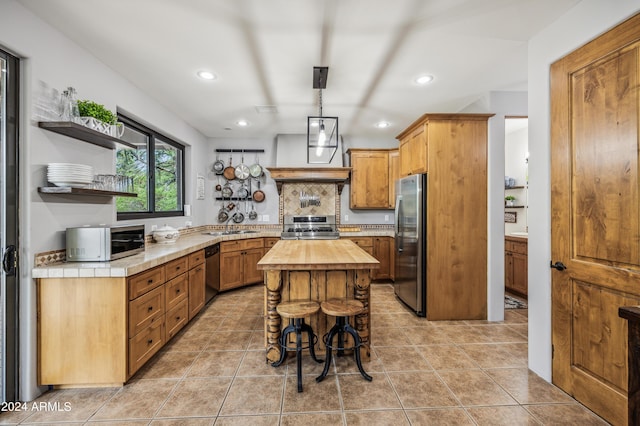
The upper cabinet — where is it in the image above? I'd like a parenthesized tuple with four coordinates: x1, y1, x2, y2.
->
(388, 149, 400, 208)
(348, 148, 398, 210)
(397, 122, 427, 176)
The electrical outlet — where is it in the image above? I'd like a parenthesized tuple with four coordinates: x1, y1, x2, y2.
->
(384, 215, 389, 222)
(185, 221, 192, 227)
(257, 215, 262, 222)
(263, 215, 269, 222)
(344, 214, 349, 222)
(151, 225, 157, 231)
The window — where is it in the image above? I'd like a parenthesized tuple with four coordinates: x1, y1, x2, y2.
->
(116, 115, 184, 220)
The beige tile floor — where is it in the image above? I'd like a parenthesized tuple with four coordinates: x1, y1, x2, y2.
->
(1, 283, 610, 425)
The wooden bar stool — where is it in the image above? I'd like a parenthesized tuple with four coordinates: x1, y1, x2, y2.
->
(316, 299, 372, 383)
(271, 300, 323, 392)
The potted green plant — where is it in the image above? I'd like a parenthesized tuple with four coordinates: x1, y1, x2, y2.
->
(505, 195, 516, 207)
(77, 100, 120, 136)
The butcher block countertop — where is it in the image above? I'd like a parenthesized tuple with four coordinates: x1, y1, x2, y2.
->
(257, 239, 379, 271)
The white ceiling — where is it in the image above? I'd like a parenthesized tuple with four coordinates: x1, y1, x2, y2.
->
(19, 0, 580, 139)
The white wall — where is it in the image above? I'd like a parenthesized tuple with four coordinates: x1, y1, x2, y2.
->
(0, 0, 210, 400)
(505, 125, 528, 235)
(527, 0, 640, 381)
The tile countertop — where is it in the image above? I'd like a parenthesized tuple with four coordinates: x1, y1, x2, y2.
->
(32, 229, 394, 279)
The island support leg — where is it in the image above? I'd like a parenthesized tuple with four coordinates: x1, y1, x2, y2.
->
(354, 269, 371, 361)
(265, 270, 283, 363)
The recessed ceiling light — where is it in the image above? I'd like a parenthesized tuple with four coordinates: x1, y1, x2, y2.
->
(415, 74, 434, 85)
(197, 70, 216, 80)
(236, 120, 249, 127)
(375, 121, 390, 129)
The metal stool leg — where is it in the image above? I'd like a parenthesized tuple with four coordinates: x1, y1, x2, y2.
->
(271, 321, 295, 367)
(295, 318, 303, 392)
(336, 316, 345, 357)
(344, 321, 373, 381)
(316, 323, 339, 383)
(301, 321, 323, 363)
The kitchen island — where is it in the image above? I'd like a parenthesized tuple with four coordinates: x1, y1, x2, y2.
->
(257, 239, 379, 363)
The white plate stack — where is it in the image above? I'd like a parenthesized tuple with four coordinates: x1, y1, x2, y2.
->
(47, 163, 94, 188)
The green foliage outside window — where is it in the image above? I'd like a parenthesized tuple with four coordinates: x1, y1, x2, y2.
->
(115, 116, 184, 218)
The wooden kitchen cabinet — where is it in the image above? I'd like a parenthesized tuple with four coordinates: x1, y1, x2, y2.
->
(348, 149, 391, 209)
(396, 113, 493, 320)
(372, 237, 392, 280)
(388, 149, 400, 208)
(165, 273, 189, 340)
(220, 238, 264, 291)
(188, 250, 205, 320)
(343, 236, 392, 280)
(264, 237, 280, 251)
(398, 123, 427, 176)
(505, 236, 528, 297)
(38, 249, 210, 387)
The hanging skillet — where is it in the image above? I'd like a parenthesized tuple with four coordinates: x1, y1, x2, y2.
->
(235, 151, 250, 180)
(221, 180, 233, 198)
(212, 153, 225, 174)
(249, 153, 263, 178)
(223, 154, 236, 180)
(252, 178, 265, 203)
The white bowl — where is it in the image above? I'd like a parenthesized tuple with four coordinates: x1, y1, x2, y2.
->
(152, 225, 179, 244)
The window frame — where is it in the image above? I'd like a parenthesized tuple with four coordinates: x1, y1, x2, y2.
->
(116, 114, 185, 221)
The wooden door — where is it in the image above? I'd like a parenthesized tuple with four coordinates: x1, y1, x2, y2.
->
(550, 13, 640, 426)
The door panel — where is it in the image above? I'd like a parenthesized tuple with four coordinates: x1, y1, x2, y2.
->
(551, 13, 640, 426)
(0, 48, 19, 404)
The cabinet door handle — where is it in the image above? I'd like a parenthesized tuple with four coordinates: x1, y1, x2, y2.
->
(147, 279, 154, 284)
(148, 306, 153, 312)
(147, 339, 153, 345)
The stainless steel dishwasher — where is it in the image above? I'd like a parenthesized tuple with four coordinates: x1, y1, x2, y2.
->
(205, 243, 220, 303)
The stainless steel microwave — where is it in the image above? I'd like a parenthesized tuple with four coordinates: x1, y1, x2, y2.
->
(66, 224, 145, 262)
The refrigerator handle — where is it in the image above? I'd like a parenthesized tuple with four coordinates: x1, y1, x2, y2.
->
(395, 196, 403, 252)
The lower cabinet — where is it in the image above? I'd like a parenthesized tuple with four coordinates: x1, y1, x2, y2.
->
(343, 236, 393, 280)
(505, 237, 528, 297)
(188, 250, 206, 320)
(219, 238, 264, 291)
(38, 248, 207, 387)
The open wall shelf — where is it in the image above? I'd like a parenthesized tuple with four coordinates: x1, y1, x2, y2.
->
(38, 121, 136, 150)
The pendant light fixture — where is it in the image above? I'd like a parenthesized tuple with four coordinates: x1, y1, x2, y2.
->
(307, 66, 338, 164)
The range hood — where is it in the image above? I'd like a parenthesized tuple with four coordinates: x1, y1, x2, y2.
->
(266, 167, 351, 194)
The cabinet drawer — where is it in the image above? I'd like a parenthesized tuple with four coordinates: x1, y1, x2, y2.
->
(128, 318, 164, 377)
(220, 238, 264, 253)
(165, 299, 189, 341)
(188, 250, 205, 268)
(165, 256, 189, 281)
(264, 238, 280, 249)
(129, 285, 165, 337)
(506, 239, 527, 255)
(165, 273, 188, 311)
(128, 266, 165, 300)
(346, 237, 373, 248)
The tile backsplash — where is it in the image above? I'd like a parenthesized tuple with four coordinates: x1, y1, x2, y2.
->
(281, 183, 336, 216)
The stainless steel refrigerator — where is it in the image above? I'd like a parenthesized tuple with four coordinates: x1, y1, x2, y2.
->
(394, 174, 427, 317)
